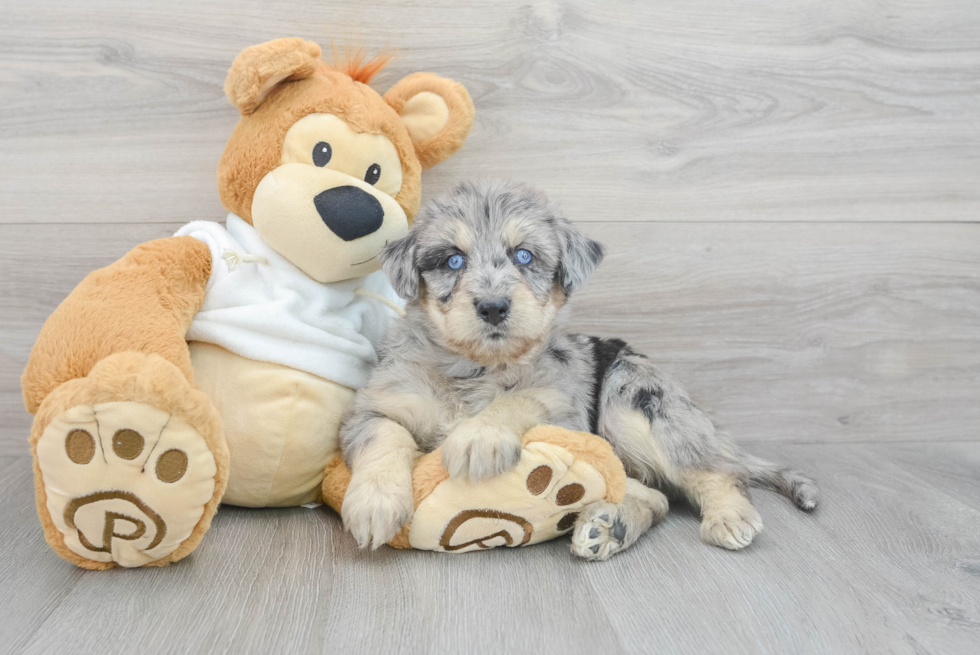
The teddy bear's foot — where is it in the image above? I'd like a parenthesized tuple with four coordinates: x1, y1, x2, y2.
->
(37, 402, 216, 568)
(571, 479, 669, 562)
(30, 353, 228, 569)
(397, 429, 628, 552)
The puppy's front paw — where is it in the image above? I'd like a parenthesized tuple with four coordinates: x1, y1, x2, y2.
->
(341, 471, 414, 550)
(442, 419, 522, 483)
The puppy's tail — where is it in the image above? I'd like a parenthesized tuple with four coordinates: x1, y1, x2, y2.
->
(743, 454, 819, 511)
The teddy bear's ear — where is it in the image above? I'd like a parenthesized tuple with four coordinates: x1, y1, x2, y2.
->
(224, 38, 322, 116)
(384, 73, 475, 169)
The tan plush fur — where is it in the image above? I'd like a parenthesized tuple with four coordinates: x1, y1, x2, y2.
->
(224, 38, 322, 117)
(219, 68, 420, 224)
(384, 73, 476, 170)
(520, 425, 626, 504)
(29, 352, 229, 570)
(321, 424, 625, 550)
(21, 236, 212, 414)
(321, 455, 352, 516)
(218, 38, 475, 225)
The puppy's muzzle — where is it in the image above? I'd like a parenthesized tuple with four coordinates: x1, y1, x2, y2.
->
(314, 186, 385, 241)
(476, 297, 511, 326)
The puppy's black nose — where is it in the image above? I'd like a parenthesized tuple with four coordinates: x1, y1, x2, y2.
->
(476, 298, 511, 326)
(313, 186, 384, 241)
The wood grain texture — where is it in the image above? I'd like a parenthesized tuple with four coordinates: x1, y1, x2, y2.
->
(2, 1, 979, 653)
(2, 221, 977, 454)
(1, 442, 979, 655)
(1, 0, 979, 224)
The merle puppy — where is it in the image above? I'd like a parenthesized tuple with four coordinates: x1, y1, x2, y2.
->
(340, 179, 818, 560)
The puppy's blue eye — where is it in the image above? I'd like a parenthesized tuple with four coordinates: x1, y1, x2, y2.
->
(515, 249, 533, 265)
(447, 254, 465, 270)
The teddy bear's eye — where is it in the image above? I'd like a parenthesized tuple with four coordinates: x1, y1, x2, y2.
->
(312, 142, 332, 167)
(365, 164, 381, 185)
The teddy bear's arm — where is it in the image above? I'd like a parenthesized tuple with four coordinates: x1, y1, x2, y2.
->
(21, 236, 212, 413)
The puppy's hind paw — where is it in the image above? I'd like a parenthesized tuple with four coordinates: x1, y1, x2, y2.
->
(570, 502, 627, 562)
(700, 505, 763, 550)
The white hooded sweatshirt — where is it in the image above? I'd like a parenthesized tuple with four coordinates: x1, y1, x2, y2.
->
(174, 214, 402, 390)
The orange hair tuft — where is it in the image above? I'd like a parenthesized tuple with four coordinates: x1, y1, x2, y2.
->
(329, 44, 396, 84)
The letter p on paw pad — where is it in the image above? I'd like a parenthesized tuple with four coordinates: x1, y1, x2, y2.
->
(29, 352, 228, 570)
(33, 401, 221, 567)
(34, 401, 220, 568)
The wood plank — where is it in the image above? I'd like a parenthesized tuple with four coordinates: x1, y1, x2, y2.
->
(1, 1, 978, 225)
(2, 442, 978, 654)
(869, 442, 980, 513)
(2, 221, 977, 454)
(2, 2, 978, 654)
(574, 221, 980, 446)
(578, 441, 980, 655)
(0, 457, 88, 651)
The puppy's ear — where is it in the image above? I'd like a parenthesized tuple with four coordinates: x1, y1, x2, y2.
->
(384, 73, 475, 169)
(225, 38, 322, 116)
(379, 230, 421, 300)
(556, 217, 604, 294)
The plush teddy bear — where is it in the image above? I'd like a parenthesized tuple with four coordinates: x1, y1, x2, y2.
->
(21, 37, 475, 569)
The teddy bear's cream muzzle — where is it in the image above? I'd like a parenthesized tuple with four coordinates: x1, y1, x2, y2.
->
(251, 163, 408, 283)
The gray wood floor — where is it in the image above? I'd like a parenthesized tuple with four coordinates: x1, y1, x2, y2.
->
(1, 1, 978, 653)
(2, 443, 979, 654)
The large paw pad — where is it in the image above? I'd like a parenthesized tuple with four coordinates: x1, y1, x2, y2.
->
(35, 402, 217, 567)
(408, 441, 612, 552)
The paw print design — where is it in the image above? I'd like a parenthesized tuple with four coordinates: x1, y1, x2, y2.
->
(408, 439, 615, 553)
(35, 401, 218, 567)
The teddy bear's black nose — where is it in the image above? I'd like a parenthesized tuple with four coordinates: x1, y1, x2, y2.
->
(313, 186, 385, 241)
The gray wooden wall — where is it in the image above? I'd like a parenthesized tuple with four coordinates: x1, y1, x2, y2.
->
(1, 0, 978, 455)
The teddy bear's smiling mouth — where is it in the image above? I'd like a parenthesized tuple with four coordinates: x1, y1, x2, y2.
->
(350, 241, 388, 267)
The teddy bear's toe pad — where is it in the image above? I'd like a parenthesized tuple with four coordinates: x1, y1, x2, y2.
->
(36, 401, 218, 567)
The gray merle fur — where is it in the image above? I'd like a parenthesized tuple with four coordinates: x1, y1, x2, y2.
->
(340, 179, 819, 556)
